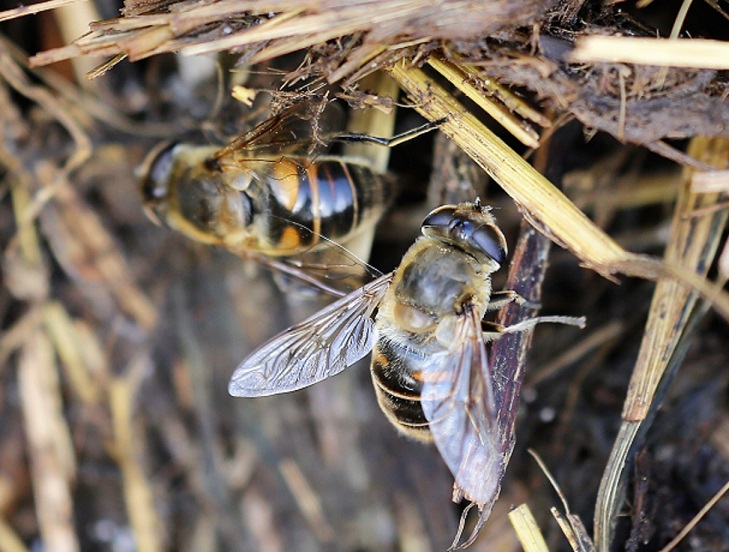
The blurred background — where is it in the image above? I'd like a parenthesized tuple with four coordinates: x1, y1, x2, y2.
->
(1, 1, 728, 551)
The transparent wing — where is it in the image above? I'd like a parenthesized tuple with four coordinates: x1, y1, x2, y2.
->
(247, 234, 384, 298)
(420, 307, 505, 510)
(229, 272, 393, 397)
(212, 100, 344, 163)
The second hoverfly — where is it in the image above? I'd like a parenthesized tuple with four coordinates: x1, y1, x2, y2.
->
(229, 201, 585, 547)
(140, 101, 393, 289)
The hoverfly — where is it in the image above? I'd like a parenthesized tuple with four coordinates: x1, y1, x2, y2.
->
(140, 100, 394, 292)
(229, 201, 585, 547)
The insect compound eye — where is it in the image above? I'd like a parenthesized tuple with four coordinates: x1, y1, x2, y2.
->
(421, 206, 457, 233)
(421, 204, 506, 263)
(449, 218, 476, 244)
(140, 142, 178, 204)
(470, 224, 506, 265)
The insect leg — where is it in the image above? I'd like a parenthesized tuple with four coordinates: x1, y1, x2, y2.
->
(486, 290, 540, 311)
(482, 315, 586, 342)
(331, 118, 447, 148)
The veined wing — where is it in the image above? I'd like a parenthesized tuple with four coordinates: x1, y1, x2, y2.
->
(420, 306, 504, 510)
(212, 100, 343, 164)
(247, 229, 384, 298)
(229, 272, 393, 397)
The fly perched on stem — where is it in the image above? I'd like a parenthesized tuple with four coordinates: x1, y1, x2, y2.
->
(229, 201, 585, 548)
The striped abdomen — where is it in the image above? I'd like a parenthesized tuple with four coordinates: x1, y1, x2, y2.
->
(258, 156, 389, 255)
(370, 336, 432, 441)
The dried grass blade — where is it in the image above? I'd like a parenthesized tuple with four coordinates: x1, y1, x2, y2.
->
(0, 518, 28, 552)
(455, 60, 551, 129)
(86, 53, 127, 79)
(327, 43, 388, 84)
(720, 238, 729, 281)
(29, 43, 85, 67)
(551, 508, 578, 551)
(570, 36, 729, 70)
(594, 422, 638, 552)
(52, 0, 101, 82)
(109, 358, 162, 552)
(0, 0, 85, 22)
(278, 458, 335, 542)
(529, 450, 596, 552)
(509, 504, 549, 552)
(7, 172, 48, 301)
(0, 45, 91, 172)
(0, 308, 42, 368)
(594, 136, 729, 551)
(43, 301, 104, 405)
(427, 56, 541, 148)
(19, 327, 79, 552)
(692, 169, 729, 194)
(550, 508, 596, 552)
(5, 139, 43, 279)
(625, 137, 728, 420)
(181, 9, 365, 57)
(39, 174, 157, 329)
(125, 26, 175, 61)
